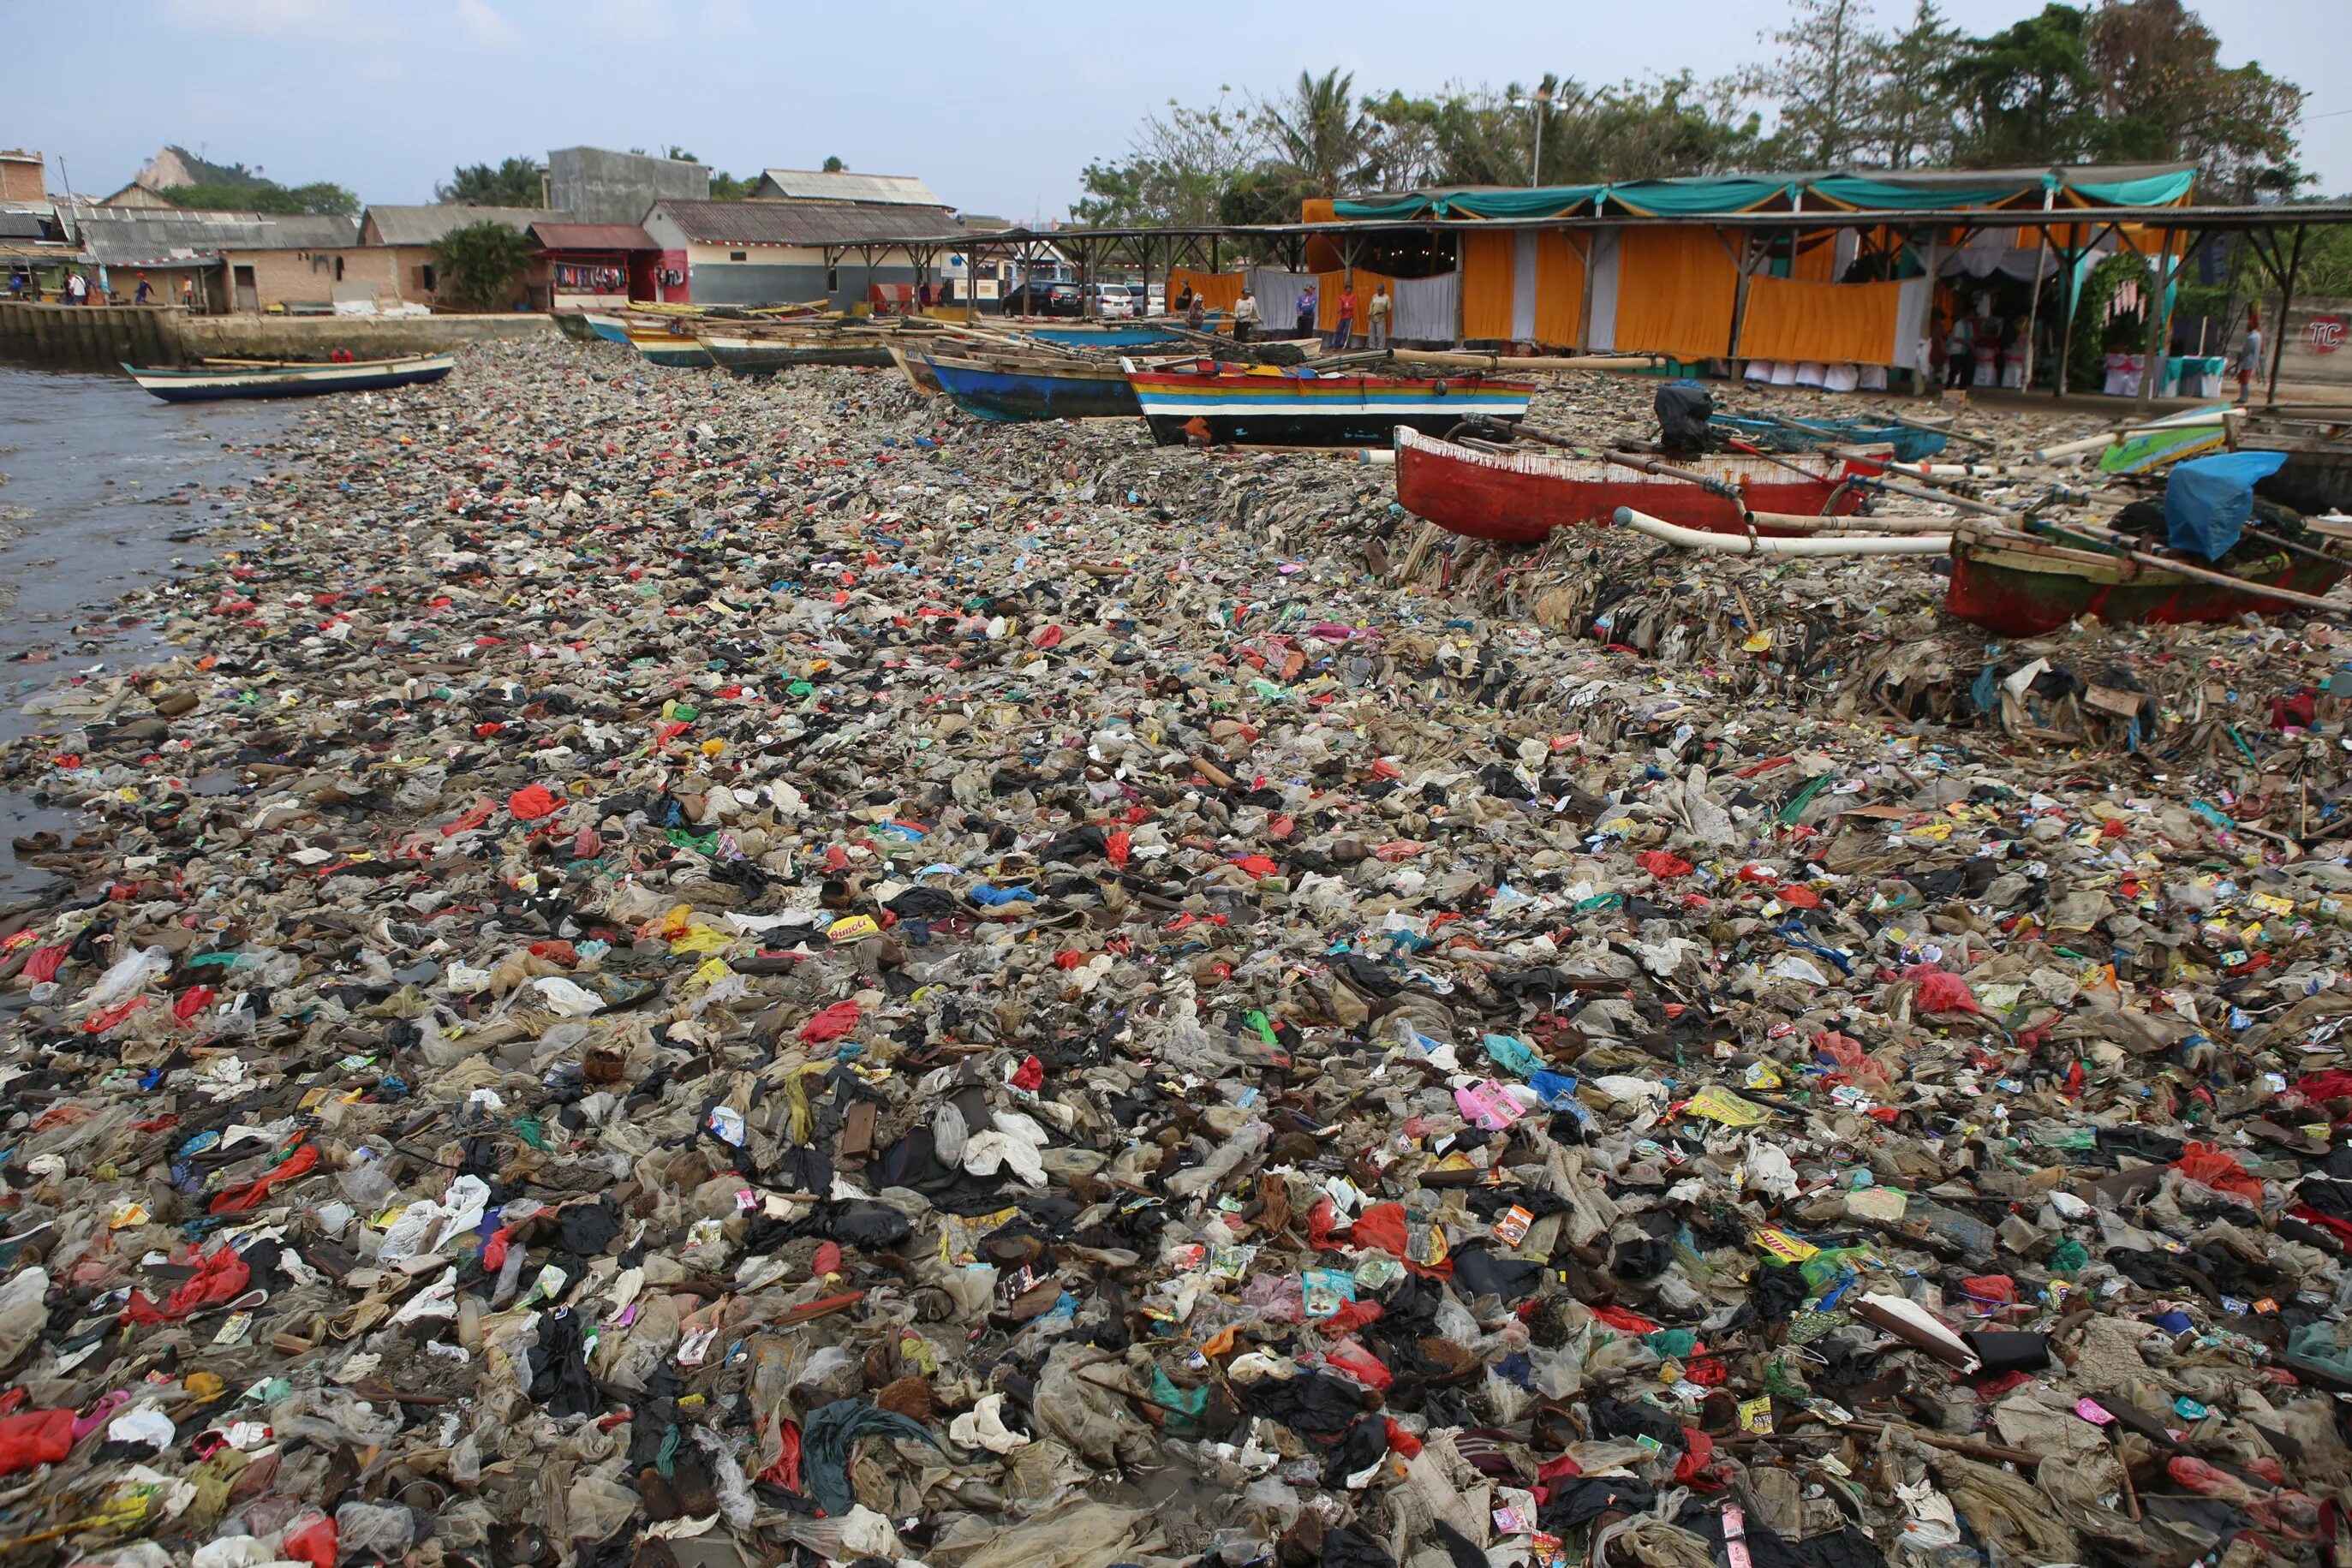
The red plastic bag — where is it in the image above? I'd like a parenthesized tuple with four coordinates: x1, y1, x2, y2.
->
(1009, 1054, 1044, 1092)
(21, 946, 67, 984)
(2175, 1142, 2264, 1204)
(507, 783, 559, 820)
(0, 1408, 73, 1476)
(1322, 1338, 1394, 1392)
(173, 986, 215, 1022)
(1902, 963, 1980, 1014)
(283, 1508, 337, 1568)
(1637, 850, 1693, 879)
(798, 1000, 862, 1044)
(1674, 1428, 1716, 1484)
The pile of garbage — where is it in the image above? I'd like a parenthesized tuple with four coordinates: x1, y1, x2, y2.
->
(3, 338, 2352, 1568)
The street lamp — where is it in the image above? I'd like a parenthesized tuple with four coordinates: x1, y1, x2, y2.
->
(1508, 89, 1552, 187)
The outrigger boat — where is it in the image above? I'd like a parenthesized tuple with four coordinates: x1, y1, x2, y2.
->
(1125, 359, 1533, 447)
(123, 354, 455, 402)
(1394, 426, 1868, 543)
(695, 331, 895, 372)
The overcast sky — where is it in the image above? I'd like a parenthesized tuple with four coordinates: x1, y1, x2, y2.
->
(15, 0, 2351, 219)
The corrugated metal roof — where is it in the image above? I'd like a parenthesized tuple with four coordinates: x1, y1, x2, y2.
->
(529, 222, 657, 252)
(364, 205, 544, 246)
(650, 200, 964, 247)
(754, 170, 943, 207)
(0, 213, 45, 239)
(76, 211, 358, 264)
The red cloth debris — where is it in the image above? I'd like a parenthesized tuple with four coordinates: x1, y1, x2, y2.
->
(209, 1142, 319, 1214)
(507, 783, 559, 820)
(2175, 1142, 2264, 1204)
(1637, 850, 1694, 879)
(798, 1000, 862, 1044)
(123, 1245, 250, 1324)
(1346, 1201, 1451, 1279)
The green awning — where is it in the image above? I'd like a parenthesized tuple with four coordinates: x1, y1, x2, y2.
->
(1605, 178, 1790, 217)
(2064, 170, 2194, 207)
(1808, 176, 2037, 211)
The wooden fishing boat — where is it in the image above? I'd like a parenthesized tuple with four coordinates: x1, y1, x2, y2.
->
(621, 326, 714, 368)
(123, 354, 455, 402)
(889, 345, 943, 394)
(1394, 427, 1867, 542)
(927, 351, 1142, 421)
(2233, 414, 2352, 516)
(1943, 531, 2352, 635)
(1712, 413, 1949, 464)
(579, 312, 635, 345)
(1127, 360, 1533, 447)
(695, 332, 895, 372)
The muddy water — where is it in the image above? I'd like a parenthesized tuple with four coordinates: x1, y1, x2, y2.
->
(0, 367, 287, 896)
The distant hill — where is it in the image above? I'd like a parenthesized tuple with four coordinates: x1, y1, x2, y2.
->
(135, 146, 268, 191)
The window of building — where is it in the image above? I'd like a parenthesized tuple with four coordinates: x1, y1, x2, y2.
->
(333, 256, 344, 282)
(728, 250, 747, 262)
(827, 267, 839, 292)
(421, 264, 438, 292)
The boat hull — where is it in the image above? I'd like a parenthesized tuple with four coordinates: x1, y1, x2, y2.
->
(1944, 541, 2349, 635)
(928, 356, 1141, 421)
(1394, 427, 1861, 542)
(1713, 414, 1949, 464)
(1131, 367, 1533, 448)
(624, 330, 713, 368)
(2251, 450, 2352, 516)
(124, 355, 455, 402)
(1027, 325, 1186, 349)
(699, 335, 894, 371)
(581, 313, 634, 344)
(889, 345, 943, 394)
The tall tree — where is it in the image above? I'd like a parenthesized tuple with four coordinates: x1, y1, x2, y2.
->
(822, 156, 848, 173)
(438, 158, 542, 206)
(1077, 90, 1263, 227)
(1941, 3, 2098, 166)
(1253, 69, 1380, 199)
(2085, 0, 2306, 195)
(1874, 1, 1961, 168)
(1744, 0, 1886, 167)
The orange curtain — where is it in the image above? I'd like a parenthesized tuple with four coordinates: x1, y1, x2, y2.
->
(1612, 226, 1738, 360)
(1534, 231, 1584, 347)
(1168, 268, 1244, 312)
(1737, 276, 1904, 364)
(1790, 231, 1840, 283)
(1300, 199, 1346, 272)
(1315, 270, 1398, 331)
(1460, 231, 1513, 341)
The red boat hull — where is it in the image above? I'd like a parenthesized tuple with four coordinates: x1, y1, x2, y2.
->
(1394, 428, 1868, 542)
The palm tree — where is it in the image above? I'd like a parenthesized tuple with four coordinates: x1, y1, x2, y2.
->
(1257, 69, 1379, 198)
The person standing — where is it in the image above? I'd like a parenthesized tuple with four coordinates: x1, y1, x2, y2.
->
(1294, 281, 1316, 339)
(2236, 306, 2264, 404)
(1174, 282, 1194, 316)
(1233, 286, 1258, 344)
(1943, 313, 1970, 389)
(65, 270, 88, 306)
(1333, 280, 1357, 350)
(1184, 289, 1206, 331)
(134, 272, 154, 306)
(1367, 284, 1391, 349)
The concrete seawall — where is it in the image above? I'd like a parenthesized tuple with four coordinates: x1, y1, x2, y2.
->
(0, 303, 556, 370)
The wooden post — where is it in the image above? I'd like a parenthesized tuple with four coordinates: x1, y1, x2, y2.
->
(2020, 223, 2050, 394)
(1576, 228, 1597, 355)
(1726, 227, 1758, 365)
(2266, 223, 2307, 408)
(1917, 229, 1940, 397)
(2135, 227, 2182, 414)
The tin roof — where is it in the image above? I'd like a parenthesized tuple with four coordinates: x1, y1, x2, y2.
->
(76, 211, 358, 265)
(752, 170, 943, 207)
(648, 199, 963, 247)
(528, 221, 657, 252)
(363, 205, 544, 246)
